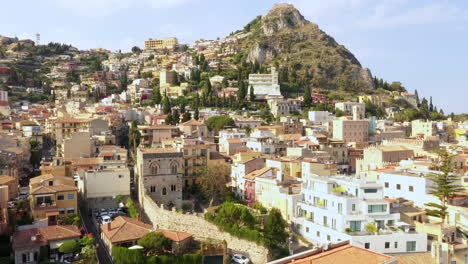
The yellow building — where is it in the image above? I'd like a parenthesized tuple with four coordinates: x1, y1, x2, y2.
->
(29, 174, 78, 220)
(161, 83, 188, 98)
(254, 125, 285, 136)
(144, 38, 178, 50)
(266, 157, 302, 178)
(171, 138, 208, 186)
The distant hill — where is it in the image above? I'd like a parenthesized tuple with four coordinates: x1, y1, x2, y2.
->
(227, 3, 374, 92)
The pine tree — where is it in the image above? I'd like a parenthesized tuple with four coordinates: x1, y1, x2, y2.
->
(179, 100, 186, 113)
(303, 86, 312, 107)
(420, 98, 429, 119)
(181, 112, 191, 123)
(153, 87, 162, 104)
(425, 149, 463, 223)
(414, 89, 420, 106)
(162, 93, 171, 114)
(194, 106, 199, 120)
(172, 109, 180, 124)
(249, 85, 255, 101)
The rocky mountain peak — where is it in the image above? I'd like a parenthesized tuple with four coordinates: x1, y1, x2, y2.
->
(261, 3, 308, 36)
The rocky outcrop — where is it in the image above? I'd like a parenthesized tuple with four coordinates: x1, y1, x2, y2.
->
(235, 3, 375, 90)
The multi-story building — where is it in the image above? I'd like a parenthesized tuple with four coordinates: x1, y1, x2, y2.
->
(54, 118, 109, 146)
(356, 145, 414, 177)
(138, 125, 179, 146)
(308, 111, 334, 124)
(294, 175, 427, 254)
(29, 174, 78, 221)
(332, 120, 369, 143)
(173, 138, 209, 186)
(178, 119, 209, 138)
(335, 102, 365, 116)
(248, 67, 282, 99)
(411, 120, 436, 138)
(136, 147, 183, 208)
(231, 157, 265, 198)
(144, 38, 178, 50)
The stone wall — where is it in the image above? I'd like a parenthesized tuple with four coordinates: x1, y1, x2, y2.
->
(141, 194, 270, 264)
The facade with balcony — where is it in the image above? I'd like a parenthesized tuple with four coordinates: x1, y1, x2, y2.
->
(293, 174, 427, 254)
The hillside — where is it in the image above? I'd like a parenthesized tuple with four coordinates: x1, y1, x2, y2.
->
(227, 3, 374, 92)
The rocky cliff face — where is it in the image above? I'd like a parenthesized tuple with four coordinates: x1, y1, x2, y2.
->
(236, 3, 374, 90)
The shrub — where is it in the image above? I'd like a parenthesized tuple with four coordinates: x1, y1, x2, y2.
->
(59, 240, 80, 254)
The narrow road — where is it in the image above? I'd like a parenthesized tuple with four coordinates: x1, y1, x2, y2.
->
(79, 207, 114, 264)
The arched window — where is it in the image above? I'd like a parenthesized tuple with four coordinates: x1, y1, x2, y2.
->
(162, 187, 167, 195)
(171, 164, 178, 174)
(150, 162, 159, 175)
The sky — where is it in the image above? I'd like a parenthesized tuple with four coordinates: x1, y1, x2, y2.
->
(1, 0, 467, 113)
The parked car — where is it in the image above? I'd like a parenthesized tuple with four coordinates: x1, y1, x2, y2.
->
(100, 215, 112, 225)
(231, 254, 250, 264)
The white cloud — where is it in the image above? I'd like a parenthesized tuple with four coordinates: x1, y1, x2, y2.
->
(49, 0, 192, 17)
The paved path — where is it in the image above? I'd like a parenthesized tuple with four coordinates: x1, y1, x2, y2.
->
(79, 207, 114, 264)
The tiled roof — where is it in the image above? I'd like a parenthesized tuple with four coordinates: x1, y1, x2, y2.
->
(30, 184, 77, 195)
(155, 229, 193, 242)
(29, 174, 72, 185)
(101, 216, 152, 243)
(12, 225, 80, 249)
(244, 167, 273, 180)
(180, 119, 204, 126)
(291, 244, 394, 264)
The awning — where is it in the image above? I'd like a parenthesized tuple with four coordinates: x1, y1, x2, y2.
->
(46, 211, 59, 216)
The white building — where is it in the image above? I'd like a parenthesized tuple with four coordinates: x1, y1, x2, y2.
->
(248, 67, 282, 99)
(246, 130, 278, 154)
(77, 168, 130, 199)
(218, 129, 247, 153)
(0, 91, 8, 102)
(335, 102, 365, 116)
(380, 169, 452, 208)
(308, 111, 334, 124)
(294, 174, 427, 254)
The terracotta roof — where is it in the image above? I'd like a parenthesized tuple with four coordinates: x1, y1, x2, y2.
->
(155, 229, 193, 242)
(101, 216, 152, 243)
(101, 145, 126, 152)
(291, 244, 394, 264)
(12, 225, 80, 249)
(0, 175, 15, 184)
(64, 158, 101, 166)
(395, 252, 437, 264)
(256, 125, 283, 130)
(30, 184, 77, 195)
(29, 174, 73, 185)
(98, 152, 114, 157)
(244, 167, 273, 180)
(180, 119, 204, 126)
(0, 101, 9, 107)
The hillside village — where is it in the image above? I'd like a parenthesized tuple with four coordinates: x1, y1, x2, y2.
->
(0, 3, 467, 264)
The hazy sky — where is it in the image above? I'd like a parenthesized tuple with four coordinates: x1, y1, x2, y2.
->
(1, 0, 467, 113)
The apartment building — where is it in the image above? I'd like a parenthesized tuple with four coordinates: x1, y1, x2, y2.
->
(136, 147, 183, 208)
(332, 120, 369, 143)
(308, 111, 334, 124)
(138, 125, 179, 146)
(144, 38, 178, 50)
(356, 145, 414, 177)
(411, 120, 437, 138)
(294, 175, 427, 254)
(335, 102, 365, 116)
(178, 119, 208, 138)
(171, 138, 209, 186)
(54, 118, 109, 146)
(29, 174, 78, 221)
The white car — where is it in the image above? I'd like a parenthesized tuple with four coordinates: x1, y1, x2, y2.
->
(100, 215, 112, 225)
(232, 254, 250, 264)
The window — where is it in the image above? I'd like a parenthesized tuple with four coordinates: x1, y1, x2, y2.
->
(397, 184, 401, 190)
(384, 182, 389, 188)
(323, 199, 328, 208)
(350, 221, 361, 232)
(327, 235, 331, 241)
(338, 203, 342, 214)
(306, 227, 309, 233)
(67, 208, 75, 214)
(171, 185, 176, 191)
(364, 188, 378, 193)
(394, 242, 398, 248)
(309, 212, 314, 222)
(184, 149, 188, 155)
(162, 187, 167, 195)
(368, 204, 387, 213)
(151, 164, 158, 175)
(385, 242, 390, 248)
(332, 219, 336, 229)
(450, 261, 456, 264)
(118, 175, 123, 178)
(57, 194, 64, 201)
(49, 180, 53, 186)
(352, 204, 356, 211)
(365, 243, 370, 249)
(58, 208, 65, 215)
(68, 193, 74, 200)
(406, 241, 416, 252)
(323, 216, 328, 227)
(171, 165, 178, 174)
(387, 220, 394, 226)
(409, 185, 414, 192)
(316, 231, 320, 237)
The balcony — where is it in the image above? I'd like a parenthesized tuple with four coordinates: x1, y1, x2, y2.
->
(34, 202, 58, 211)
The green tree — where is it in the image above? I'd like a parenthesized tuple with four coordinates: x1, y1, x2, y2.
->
(30, 140, 42, 168)
(205, 116, 234, 131)
(425, 149, 463, 223)
(263, 208, 288, 248)
(59, 240, 80, 254)
(199, 165, 230, 207)
(138, 232, 171, 255)
(249, 85, 255, 102)
(181, 112, 191, 123)
(172, 109, 180, 124)
(429, 96, 434, 112)
(58, 213, 81, 227)
(303, 86, 311, 107)
(131, 46, 142, 54)
(112, 247, 145, 264)
(194, 106, 199, 120)
(420, 98, 429, 118)
(153, 86, 162, 104)
(128, 121, 141, 151)
(162, 93, 171, 114)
